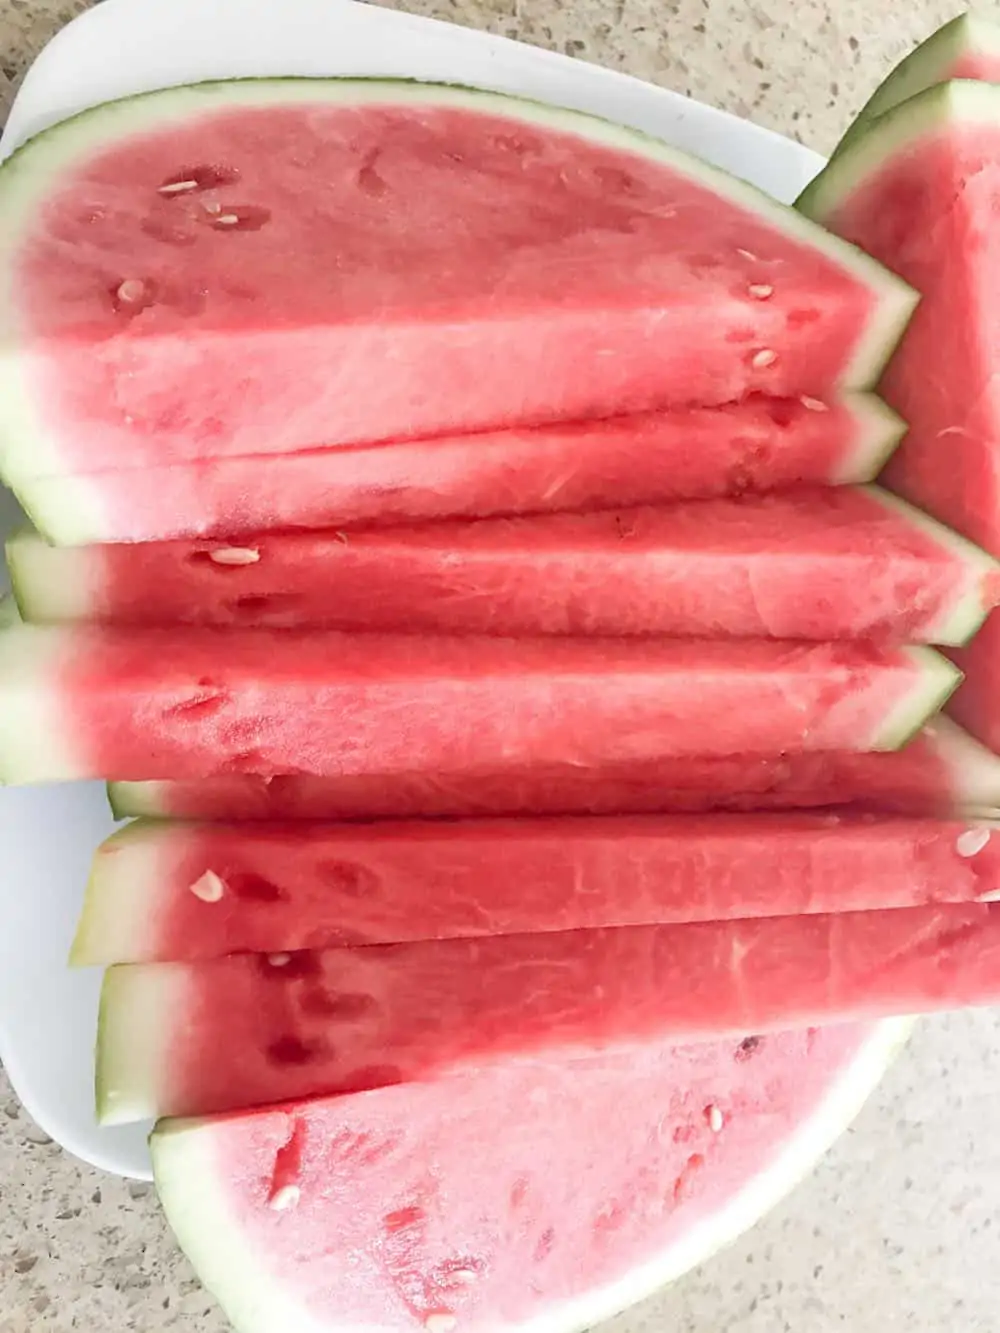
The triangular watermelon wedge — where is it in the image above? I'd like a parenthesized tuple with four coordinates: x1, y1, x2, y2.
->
(151, 1022, 910, 1333)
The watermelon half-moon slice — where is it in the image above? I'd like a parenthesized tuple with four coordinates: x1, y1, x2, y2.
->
(0, 80, 914, 487)
(150, 1022, 911, 1333)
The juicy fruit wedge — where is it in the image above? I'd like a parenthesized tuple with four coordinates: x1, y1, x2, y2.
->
(10, 394, 903, 546)
(74, 812, 1000, 966)
(151, 1022, 909, 1333)
(106, 716, 1000, 823)
(800, 80, 1000, 750)
(10, 486, 999, 644)
(99, 902, 1000, 1123)
(834, 14, 1000, 157)
(0, 81, 914, 488)
(0, 625, 960, 784)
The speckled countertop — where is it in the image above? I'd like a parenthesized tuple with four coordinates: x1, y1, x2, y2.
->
(2, 2, 999, 1330)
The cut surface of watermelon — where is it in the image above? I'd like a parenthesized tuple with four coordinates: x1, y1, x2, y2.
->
(9, 395, 903, 546)
(834, 14, 1000, 157)
(151, 1020, 909, 1333)
(0, 80, 914, 486)
(0, 625, 959, 783)
(74, 812, 1000, 966)
(99, 901, 1000, 1123)
(106, 715, 1000, 822)
(800, 80, 1000, 749)
(11, 486, 999, 644)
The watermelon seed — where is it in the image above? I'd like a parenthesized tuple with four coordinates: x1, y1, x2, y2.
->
(736, 248, 758, 261)
(750, 348, 777, 369)
(424, 1315, 458, 1333)
(747, 284, 773, 300)
(706, 1104, 724, 1133)
(268, 1185, 301, 1212)
(450, 1269, 478, 1286)
(209, 547, 261, 566)
(957, 827, 991, 858)
(116, 279, 147, 305)
(202, 201, 223, 215)
(268, 953, 292, 968)
(157, 179, 198, 195)
(977, 888, 1000, 902)
(214, 214, 240, 226)
(800, 396, 828, 412)
(189, 870, 225, 903)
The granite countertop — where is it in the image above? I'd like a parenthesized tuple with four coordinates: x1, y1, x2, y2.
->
(1, 1, 996, 1330)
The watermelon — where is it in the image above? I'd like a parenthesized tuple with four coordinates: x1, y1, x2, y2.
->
(9, 394, 902, 547)
(106, 715, 1000, 823)
(0, 623, 959, 784)
(834, 14, 1000, 158)
(98, 900, 1000, 1123)
(800, 80, 1000, 749)
(0, 81, 914, 490)
(151, 1021, 910, 1333)
(73, 812, 1000, 966)
(10, 486, 999, 644)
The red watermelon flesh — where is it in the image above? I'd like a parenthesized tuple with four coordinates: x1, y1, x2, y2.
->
(0, 81, 913, 485)
(11, 486, 998, 644)
(0, 624, 959, 784)
(105, 715, 1000, 823)
(150, 1022, 908, 1333)
(74, 812, 1000, 966)
(11, 393, 900, 547)
(99, 901, 1000, 1123)
(799, 82, 1000, 750)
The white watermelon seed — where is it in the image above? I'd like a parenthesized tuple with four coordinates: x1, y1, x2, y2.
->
(190, 870, 225, 903)
(747, 283, 773, 300)
(158, 179, 199, 195)
(214, 213, 240, 226)
(977, 888, 1000, 902)
(451, 1269, 478, 1285)
(751, 348, 777, 369)
(957, 827, 991, 858)
(116, 279, 147, 304)
(209, 546, 261, 566)
(268, 1185, 301, 1212)
(800, 395, 828, 412)
(203, 201, 223, 215)
(268, 953, 292, 968)
(736, 248, 758, 261)
(424, 1316, 458, 1333)
(706, 1104, 724, 1133)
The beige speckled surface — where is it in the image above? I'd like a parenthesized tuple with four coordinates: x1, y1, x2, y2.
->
(2, 1, 1000, 1330)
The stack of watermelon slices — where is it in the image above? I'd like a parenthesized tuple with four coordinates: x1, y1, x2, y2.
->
(4, 65, 1000, 1333)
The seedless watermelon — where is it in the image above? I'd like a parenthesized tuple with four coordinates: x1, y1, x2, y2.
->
(10, 394, 902, 546)
(0, 623, 959, 783)
(74, 812, 1000, 966)
(0, 81, 914, 490)
(100, 901, 1000, 1123)
(10, 487, 999, 644)
(106, 715, 1000, 822)
(800, 80, 1000, 749)
(152, 1021, 910, 1333)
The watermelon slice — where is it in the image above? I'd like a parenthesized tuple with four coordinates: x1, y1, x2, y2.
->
(98, 900, 1000, 1123)
(151, 1021, 910, 1333)
(9, 394, 902, 547)
(10, 486, 999, 644)
(73, 812, 1000, 966)
(834, 14, 1000, 158)
(0, 81, 914, 489)
(0, 623, 959, 784)
(800, 80, 1000, 749)
(106, 715, 1000, 822)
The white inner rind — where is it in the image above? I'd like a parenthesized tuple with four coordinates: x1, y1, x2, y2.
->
(0, 78, 915, 485)
(96, 962, 187, 1124)
(149, 1018, 913, 1333)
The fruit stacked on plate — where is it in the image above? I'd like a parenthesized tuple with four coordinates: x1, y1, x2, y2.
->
(2, 20, 1000, 1330)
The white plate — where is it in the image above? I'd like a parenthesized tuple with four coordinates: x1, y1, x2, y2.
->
(0, 0, 824, 1182)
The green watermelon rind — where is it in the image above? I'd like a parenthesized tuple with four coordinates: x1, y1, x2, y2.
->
(146, 1018, 912, 1333)
(0, 78, 917, 488)
(831, 14, 1000, 161)
(861, 486, 1000, 646)
(798, 80, 1000, 223)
